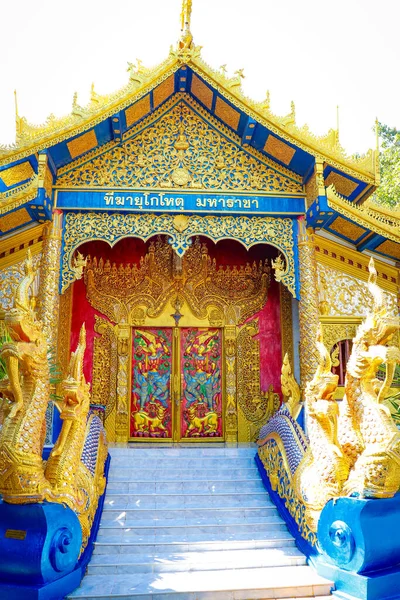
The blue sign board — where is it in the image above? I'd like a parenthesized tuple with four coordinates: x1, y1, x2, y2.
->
(55, 189, 305, 215)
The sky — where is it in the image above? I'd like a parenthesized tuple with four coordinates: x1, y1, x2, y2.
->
(0, 0, 399, 155)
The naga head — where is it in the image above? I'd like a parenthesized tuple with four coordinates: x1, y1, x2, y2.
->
(5, 250, 43, 344)
(355, 258, 399, 347)
(306, 326, 339, 402)
(63, 324, 90, 412)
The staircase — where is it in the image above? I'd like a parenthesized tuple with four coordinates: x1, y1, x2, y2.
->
(68, 446, 332, 600)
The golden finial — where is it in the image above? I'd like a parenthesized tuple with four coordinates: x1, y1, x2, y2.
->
(14, 89, 22, 139)
(14, 89, 19, 118)
(180, 0, 193, 32)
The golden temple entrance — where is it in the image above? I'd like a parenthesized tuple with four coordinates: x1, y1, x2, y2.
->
(130, 327, 223, 441)
(71, 236, 285, 444)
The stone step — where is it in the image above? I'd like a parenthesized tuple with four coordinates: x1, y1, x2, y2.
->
(108, 446, 257, 457)
(100, 514, 281, 528)
(67, 565, 332, 599)
(87, 547, 307, 575)
(103, 492, 272, 509)
(93, 533, 296, 555)
(108, 457, 257, 468)
(96, 520, 288, 542)
(108, 467, 260, 481)
(106, 479, 265, 493)
(100, 506, 277, 522)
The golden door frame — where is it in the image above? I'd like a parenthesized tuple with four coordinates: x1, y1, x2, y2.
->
(60, 237, 289, 443)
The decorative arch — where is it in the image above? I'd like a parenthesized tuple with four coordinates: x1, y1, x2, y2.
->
(60, 211, 299, 297)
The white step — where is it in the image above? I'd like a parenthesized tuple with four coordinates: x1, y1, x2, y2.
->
(67, 565, 332, 599)
(87, 547, 307, 574)
(69, 446, 332, 599)
(108, 467, 260, 481)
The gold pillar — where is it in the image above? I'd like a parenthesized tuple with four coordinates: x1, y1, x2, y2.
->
(225, 325, 238, 442)
(37, 211, 63, 353)
(297, 220, 319, 393)
(115, 324, 131, 442)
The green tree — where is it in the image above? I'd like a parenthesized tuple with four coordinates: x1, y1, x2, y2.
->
(376, 122, 400, 208)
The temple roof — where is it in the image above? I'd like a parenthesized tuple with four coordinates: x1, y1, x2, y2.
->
(0, 13, 399, 264)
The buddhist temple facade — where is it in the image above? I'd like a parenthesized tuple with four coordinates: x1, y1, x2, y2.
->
(1, 3, 400, 599)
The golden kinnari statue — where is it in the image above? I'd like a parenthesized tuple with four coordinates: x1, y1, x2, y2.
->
(0, 251, 107, 549)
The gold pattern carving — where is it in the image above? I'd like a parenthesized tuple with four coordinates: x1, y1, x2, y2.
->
(281, 353, 302, 419)
(153, 75, 175, 108)
(319, 320, 359, 354)
(84, 237, 271, 328)
(0, 253, 41, 311)
(317, 263, 398, 319)
(92, 317, 118, 442)
(0, 176, 38, 216)
(324, 171, 358, 197)
(315, 233, 398, 294)
(280, 284, 294, 367)
(37, 215, 62, 354)
(57, 285, 73, 380)
(214, 96, 240, 130)
(328, 215, 366, 241)
(57, 99, 301, 193)
(0, 208, 31, 233)
(264, 135, 295, 166)
(67, 130, 98, 159)
(236, 320, 280, 442)
(0, 162, 34, 187)
(37, 153, 53, 199)
(305, 170, 318, 208)
(375, 240, 400, 260)
(191, 74, 213, 109)
(298, 223, 320, 393)
(326, 186, 400, 245)
(225, 325, 238, 442)
(115, 324, 130, 441)
(61, 212, 297, 298)
(125, 95, 151, 127)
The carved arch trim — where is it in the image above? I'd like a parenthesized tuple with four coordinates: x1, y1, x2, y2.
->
(60, 211, 299, 298)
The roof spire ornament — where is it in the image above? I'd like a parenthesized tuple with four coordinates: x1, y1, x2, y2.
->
(14, 89, 22, 141)
(179, 0, 193, 50)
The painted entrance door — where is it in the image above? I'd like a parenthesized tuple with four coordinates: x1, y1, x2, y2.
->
(130, 328, 173, 439)
(180, 328, 223, 439)
(130, 327, 223, 440)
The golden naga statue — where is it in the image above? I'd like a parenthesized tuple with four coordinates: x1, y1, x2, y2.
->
(294, 327, 350, 531)
(0, 251, 107, 547)
(280, 352, 302, 419)
(338, 257, 400, 498)
(295, 257, 400, 530)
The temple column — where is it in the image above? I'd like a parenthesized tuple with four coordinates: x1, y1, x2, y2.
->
(297, 217, 319, 394)
(37, 211, 63, 353)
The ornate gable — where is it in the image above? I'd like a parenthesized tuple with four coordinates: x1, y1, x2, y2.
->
(56, 96, 302, 195)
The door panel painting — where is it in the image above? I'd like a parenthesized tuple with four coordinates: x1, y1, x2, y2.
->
(130, 328, 172, 438)
(180, 328, 223, 438)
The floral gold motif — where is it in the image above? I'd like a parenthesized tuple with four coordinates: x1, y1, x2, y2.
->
(0, 161, 34, 187)
(57, 99, 302, 194)
(0, 208, 31, 233)
(61, 212, 297, 297)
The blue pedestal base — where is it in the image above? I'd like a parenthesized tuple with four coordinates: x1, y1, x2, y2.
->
(0, 501, 82, 600)
(315, 495, 400, 600)
(0, 568, 82, 600)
